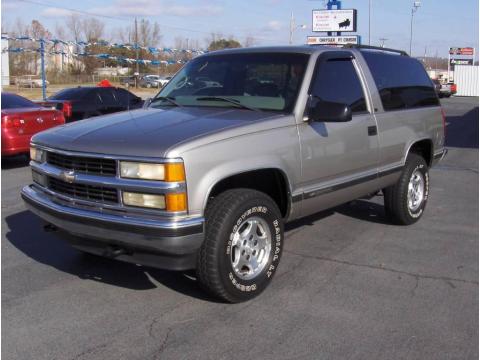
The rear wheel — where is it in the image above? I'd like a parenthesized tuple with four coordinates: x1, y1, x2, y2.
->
(196, 189, 284, 303)
(384, 153, 429, 225)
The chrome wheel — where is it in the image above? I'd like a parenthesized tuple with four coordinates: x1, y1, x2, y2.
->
(230, 217, 272, 280)
(407, 169, 425, 212)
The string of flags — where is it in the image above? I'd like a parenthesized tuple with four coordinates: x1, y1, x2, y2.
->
(1, 35, 208, 65)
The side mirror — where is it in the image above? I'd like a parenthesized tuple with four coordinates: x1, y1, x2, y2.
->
(307, 95, 352, 122)
(143, 97, 152, 108)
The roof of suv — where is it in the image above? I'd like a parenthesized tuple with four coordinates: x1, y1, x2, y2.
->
(204, 46, 320, 56)
(201, 45, 409, 57)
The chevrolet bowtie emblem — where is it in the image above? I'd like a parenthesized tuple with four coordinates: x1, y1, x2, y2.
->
(60, 170, 76, 184)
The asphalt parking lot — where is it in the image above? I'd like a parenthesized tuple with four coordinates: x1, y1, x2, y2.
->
(2, 97, 478, 360)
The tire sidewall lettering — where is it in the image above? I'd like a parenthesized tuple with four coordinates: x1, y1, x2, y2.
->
(225, 205, 282, 293)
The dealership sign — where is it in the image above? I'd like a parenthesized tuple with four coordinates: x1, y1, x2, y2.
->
(449, 47, 474, 56)
(307, 35, 359, 46)
(450, 58, 474, 66)
(312, 9, 357, 32)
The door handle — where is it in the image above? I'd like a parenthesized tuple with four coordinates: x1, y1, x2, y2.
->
(368, 125, 377, 136)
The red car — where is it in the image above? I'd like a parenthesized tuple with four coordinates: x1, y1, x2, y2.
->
(2, 93, 65, 156)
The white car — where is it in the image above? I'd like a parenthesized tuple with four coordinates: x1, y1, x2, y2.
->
(16, 78, 49, 88)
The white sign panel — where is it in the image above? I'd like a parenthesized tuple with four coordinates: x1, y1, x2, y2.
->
(312, 9, 357, 32)
(307, 36, 359, 46)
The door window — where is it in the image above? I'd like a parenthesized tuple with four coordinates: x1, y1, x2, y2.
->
(310, 58, 367, 114)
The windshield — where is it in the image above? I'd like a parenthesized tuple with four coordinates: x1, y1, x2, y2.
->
(152, 53, 309, 112)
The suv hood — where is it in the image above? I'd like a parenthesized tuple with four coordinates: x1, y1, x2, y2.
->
(32, 107, 282, 158)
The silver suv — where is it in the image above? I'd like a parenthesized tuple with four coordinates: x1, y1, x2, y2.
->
(22, 45, 447, 302)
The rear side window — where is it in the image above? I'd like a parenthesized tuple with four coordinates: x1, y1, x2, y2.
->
(97, 89, 117, 106)
(310, 58, 367, 114)
(49, 88, 89, 100)
(362, 52, 439, 111)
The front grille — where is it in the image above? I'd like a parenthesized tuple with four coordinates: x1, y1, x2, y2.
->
(48, 176, 119, 204)
(47, 152, 117, 176)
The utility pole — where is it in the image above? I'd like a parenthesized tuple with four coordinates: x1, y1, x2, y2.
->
(379, 38, 388, 48)
(409, 1, 421, 56)
(289, 12, 306, 45)
(134, 17, 139, 87)
(289, 12, 294, 45)
(368, 0, 371, 45)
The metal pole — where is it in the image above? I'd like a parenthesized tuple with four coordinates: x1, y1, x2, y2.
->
(40, 38, 46, 100)
(368, 0, 371, 45)
(409, 8, 414, 55)
(135, 17, 139, 88)
(289, 12, 294, 45)
(447, 50, 451, 82)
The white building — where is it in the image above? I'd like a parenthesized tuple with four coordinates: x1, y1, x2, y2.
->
(1, 35, 10, 86)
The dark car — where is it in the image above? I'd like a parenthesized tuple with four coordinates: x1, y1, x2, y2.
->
(120, 76, 137, 87)
(37, 87, 143, 122)
(432, 79, 442, 96)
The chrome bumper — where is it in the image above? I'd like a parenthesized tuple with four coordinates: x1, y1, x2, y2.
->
(21, 185, 205, 269)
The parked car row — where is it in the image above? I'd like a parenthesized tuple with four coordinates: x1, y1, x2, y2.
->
(432, 79, 457, 98)
(121, 75, 172, 88)
(2, 86, 144, 157)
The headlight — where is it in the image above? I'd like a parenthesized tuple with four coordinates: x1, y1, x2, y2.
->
(120, 161, 185, 182)
(123, 192, 166, 209)
(30, 146, 45, 163)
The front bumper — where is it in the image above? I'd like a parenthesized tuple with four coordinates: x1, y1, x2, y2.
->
(21, 185, 205, 270)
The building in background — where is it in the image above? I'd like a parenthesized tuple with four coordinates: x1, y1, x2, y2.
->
(1, 34, 10, 86)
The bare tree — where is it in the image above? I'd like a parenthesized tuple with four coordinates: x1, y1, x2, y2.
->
(65, 14, 82, 43)
(244, 35, 256, 48)
(174, 36, 185, 50)
(138, 19, 162, 47)
(82, 18, 104, 42)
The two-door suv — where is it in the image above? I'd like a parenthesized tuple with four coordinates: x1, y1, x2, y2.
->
(22, 45, 447, 302)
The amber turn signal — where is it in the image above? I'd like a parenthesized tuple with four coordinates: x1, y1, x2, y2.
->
(166, 193, 187, 212)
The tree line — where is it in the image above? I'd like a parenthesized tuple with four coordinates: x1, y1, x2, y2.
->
(3, 16, 249, 77)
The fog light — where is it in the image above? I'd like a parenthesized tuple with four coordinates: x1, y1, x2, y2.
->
(123, 192, 165, 209)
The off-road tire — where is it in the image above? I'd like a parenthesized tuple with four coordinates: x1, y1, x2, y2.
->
(196, 189, 284, 303)
(384, 153, 429, 225)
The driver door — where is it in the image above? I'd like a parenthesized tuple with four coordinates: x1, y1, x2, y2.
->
(297, 52, 380, 216)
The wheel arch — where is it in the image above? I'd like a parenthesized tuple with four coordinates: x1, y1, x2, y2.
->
(204, 168, 293, 219)
(404, 138, 434, 167)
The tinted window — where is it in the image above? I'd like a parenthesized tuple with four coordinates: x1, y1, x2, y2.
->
(97, 88, 116, 106)
(114, 88, 139, 105)
(362, 51, 439, 111)
(2, 93, 37, 109)
(49, 88, 90, 100)
(310, 58, 367, 113)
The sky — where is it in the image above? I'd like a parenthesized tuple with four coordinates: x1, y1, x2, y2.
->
(1, 0, 479, 59)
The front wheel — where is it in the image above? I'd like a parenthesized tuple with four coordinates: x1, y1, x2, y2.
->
(384, 153, 429, 225)
(196, 189, 284, 303)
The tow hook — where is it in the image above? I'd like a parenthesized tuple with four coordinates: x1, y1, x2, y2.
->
(103, 246, 129, 258)
(43, 223, 58, 232)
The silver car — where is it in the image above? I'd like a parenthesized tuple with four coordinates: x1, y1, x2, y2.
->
(22, 45, 447, 302)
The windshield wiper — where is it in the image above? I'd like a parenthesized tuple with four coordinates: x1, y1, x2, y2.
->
(196, 96, 260, 112)
(150, 96, 182, 107)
